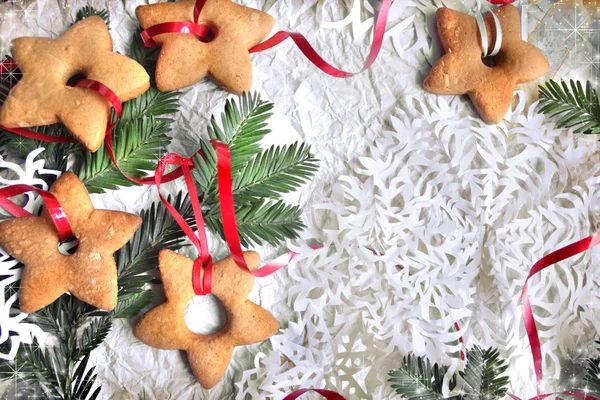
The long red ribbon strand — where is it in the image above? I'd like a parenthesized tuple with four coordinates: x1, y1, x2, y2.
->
(282, 389, 346, 400)
(0, 184, 73, 242)
(521, 232, 600, 395)
(212, 140, 290, 277)
(140, 0, 392, 78)
(154, 153, 213, 295)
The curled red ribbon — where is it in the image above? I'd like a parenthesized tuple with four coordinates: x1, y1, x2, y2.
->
(282, 389, 346, 400)
(141, 0, 392, 78)
(0, 184, 73, 243)
(521, 232, 600, 395)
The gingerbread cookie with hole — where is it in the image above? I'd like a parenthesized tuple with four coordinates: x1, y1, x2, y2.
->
(134, 250, 279, 389)
(0, 172, 142, 313)
(423, 4, 550, 124)
(135, 0, 275, 93)
(0, 16, 150, 152)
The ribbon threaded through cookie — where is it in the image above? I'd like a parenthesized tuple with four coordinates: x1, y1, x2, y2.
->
(154, 153, 213, 295)
(140, 0, 392, 78)
(0, 184, 73, 242)
(475, 1, 504, 58)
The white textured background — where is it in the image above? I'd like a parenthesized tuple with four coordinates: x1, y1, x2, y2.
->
(1, 0, 600, 399)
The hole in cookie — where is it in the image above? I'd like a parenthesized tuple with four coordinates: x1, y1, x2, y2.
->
(197, 25, 217, 43)
(481, 55, 499, 68)
(58, 235, 79, 256)
(184, 294, 227, 335)
(66, 73, 86, 87)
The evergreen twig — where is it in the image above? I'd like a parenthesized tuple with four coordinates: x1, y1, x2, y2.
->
(459, 346, 509, 400)
(388, 355, 449, 400)
(74, 6, 110, 26)
(538, 80, 600, 135)
(583, 341, 600, 397)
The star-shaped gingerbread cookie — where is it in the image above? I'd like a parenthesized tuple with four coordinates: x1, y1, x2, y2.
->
(136, 0, 275, 93)
(0, 172, 142, 313)
(135, 250, 279, 389)
(0, 16, 150, 152)
(423, 5, 550, 124)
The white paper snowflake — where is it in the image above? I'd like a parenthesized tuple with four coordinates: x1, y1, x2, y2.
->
(0, 149, 57, 360)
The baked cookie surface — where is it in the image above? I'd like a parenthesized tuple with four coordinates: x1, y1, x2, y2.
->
(136, 0, 275, 93)
(0, 172, 142, 313)
(0, 16, 150, 151)
(423, 5, 550, 124)
(135, 250, 280, 389)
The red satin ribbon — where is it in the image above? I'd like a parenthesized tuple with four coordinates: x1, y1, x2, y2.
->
(140, 0, 213, 47)
(521, 232, 600, 395)
(140, 0, 392, 78)
(453, 321, 465, 361)
(0, 58, 17, 75)
(0, 184, 73, 242)
(282, 389, 346, 400)
(212, 140, 291, 277)
(488, 0, 517, 4)
(141, 22, 213, 47)
(154, 153, 213, 295)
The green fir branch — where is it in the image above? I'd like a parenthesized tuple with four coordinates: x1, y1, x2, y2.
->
(583, 341, 600, 397)
(233, 142, 319, 204)
(193, 93, 315, 247)
(0, 337, 62, 398)
(205, 199, 305, 247)
(74, 6, 110, 25)
(538, 80, 600, 135)
(459, 346, 509, 400)
(76, 317, 112, 360)
(192, 92, 274, 196)
(389, 355, 450, 400)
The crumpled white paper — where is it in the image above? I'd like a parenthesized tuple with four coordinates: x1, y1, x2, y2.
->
(1, 0, 600, 399)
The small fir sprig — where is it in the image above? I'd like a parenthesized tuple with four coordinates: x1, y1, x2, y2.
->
(389, 355, 453, 400)
(583, 341, 600, 397)
(193, 93, 319, 246)
(538, 80, 600, 135)
(388, 346, 509, 400)
(74, 5, 110, 26)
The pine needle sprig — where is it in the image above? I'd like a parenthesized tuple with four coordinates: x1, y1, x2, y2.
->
(0, 337, 62, 398)
(192, 92, 274, 196)
(74, 6, 110, 26)
(538, 80, 600, 135)
(114, 193, 193, 317)
(388, 355, 450, 400)
(583, 341, 600, 397)
(459, 346, 509, 400)
(192, 93, 316, 247)
(205, 199, 305, 247)
(233, 142, 319, 204)
(75, 317, 112, 360)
